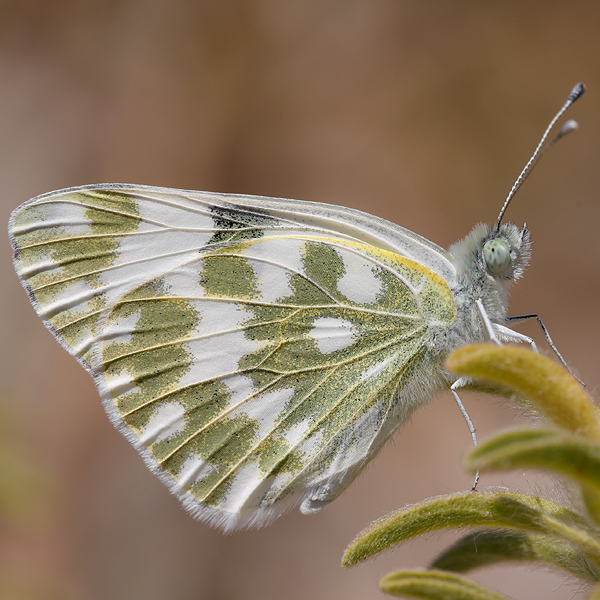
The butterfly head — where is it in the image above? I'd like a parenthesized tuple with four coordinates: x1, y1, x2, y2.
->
(450, 221, 532, 289)
(484, 222, 531, 281)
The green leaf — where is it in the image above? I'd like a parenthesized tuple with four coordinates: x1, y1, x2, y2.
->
(342, 491, 600, 566)
(379, 569, 511, 600)
(432, 529, 600, 583)
(464, 428, 600, 526)
(465, 428, 600, 490)
(582, 488, 600, 530)
(446, 345, 600, 443)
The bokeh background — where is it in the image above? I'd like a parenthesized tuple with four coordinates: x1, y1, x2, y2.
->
(1, 2, 599, 599)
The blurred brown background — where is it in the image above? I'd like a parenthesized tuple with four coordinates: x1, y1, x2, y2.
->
(1, 2, 599, 599)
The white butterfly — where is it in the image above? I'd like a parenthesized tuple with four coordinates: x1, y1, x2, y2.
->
(8, 84, 584, 531)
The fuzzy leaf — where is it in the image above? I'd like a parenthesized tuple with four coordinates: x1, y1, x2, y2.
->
(342, 491, 600, 566)
(465, 428, 600, 491)
(432, 529, 600, 582)
(582, 488, 600, 529)
(379, 569, 511, 600)
(446, 345, 600, 443)
(459, 380, 534, 411)
(464, 428, 600, 526)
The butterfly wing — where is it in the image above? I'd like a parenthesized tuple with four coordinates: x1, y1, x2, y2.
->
(9, 184, 457, 530)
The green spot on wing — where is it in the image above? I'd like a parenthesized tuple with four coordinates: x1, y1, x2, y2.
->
(200, 254, 259, 300)
(302, 241, 344, 297)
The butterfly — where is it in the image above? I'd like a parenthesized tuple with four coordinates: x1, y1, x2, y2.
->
(8, 84, 584, 532)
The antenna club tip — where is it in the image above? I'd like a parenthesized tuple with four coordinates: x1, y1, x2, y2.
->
(569, 83, 586, 102)
(560, 119, 579, 134)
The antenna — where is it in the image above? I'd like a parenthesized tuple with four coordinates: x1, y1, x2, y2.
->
(494, 83, 586, 232)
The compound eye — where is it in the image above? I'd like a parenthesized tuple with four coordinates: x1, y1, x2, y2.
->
(483, 238, 511, 274)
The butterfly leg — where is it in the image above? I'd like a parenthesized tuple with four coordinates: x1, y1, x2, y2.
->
(476, 300, 538, 352)
(503, 314, 583, 385)
(493, 323, 538, 351)
(451, 298, 507, 490)
(448, 299, 498, 491)
(450, 377, 479, 491)
(476, 299, 502, 345)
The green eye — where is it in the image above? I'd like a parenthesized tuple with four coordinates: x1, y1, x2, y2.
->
(483, 238, 511, 274)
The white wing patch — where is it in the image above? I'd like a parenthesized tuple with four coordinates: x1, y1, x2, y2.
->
(132, 190, 215, 229)
(161, 263, 206, 297)
(140, 402, 186, 445)
(178, 453, 216, 488)
(223, 374, 257, 408)
(217, 461, 265, 514)
(44, 199, 92, 236)
(243, 236, 306, 272)
(361, 357, 395, 381)
(242, 236, 305, 302)
(249, 260, 294, 303)
(310, 316, 358, 354)
(236, 387, 296, 438)
(105, 369, 140, 397)
(102, 308, 141, 345)
(44, 279, 96, 316)
(281, 418, 312, 447)
(335, 248, 383, 304)
(180, 303, 263, 385)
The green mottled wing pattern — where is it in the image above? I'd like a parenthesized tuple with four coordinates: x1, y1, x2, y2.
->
(9, 184, 456, 530)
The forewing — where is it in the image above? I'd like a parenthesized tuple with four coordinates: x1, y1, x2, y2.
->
(9, 184, 456, 530)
